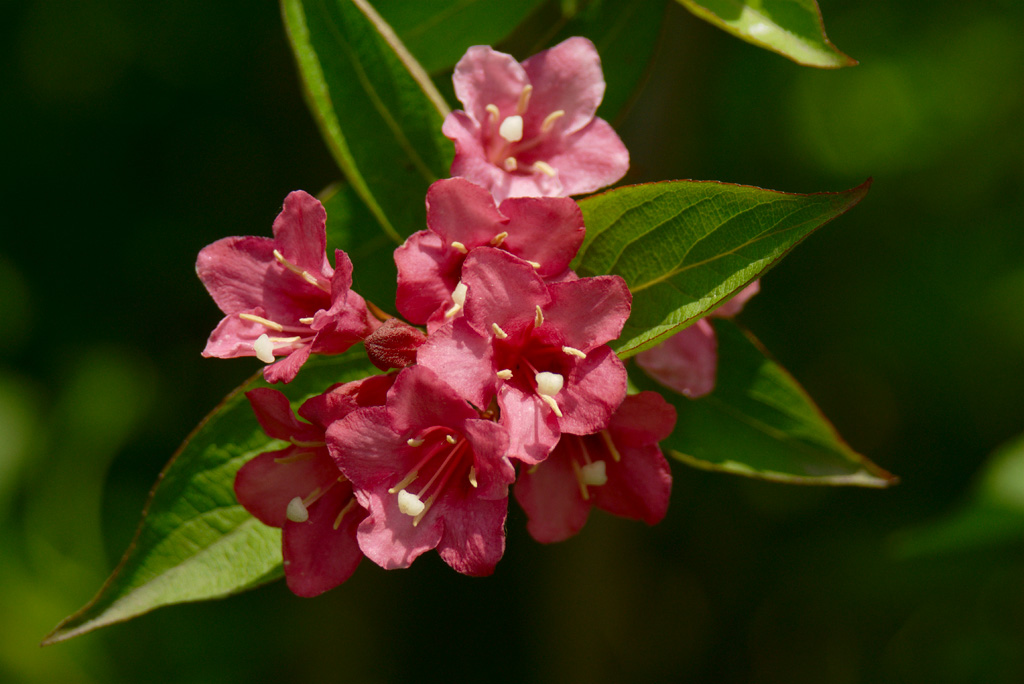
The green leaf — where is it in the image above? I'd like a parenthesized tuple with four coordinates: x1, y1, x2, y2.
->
(575, 179, 870, 357)
(42, 350, 379, 645)
(377, 0, 548, 74)
(320, 181, 398, 315)
(636, 320, 896, 486)
(281, 0, 453, 242)
(676, 0, 855, 68)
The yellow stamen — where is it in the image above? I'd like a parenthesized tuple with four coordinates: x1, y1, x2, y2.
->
(492, 323, 508, 339)
(600, 429, 622, 463)
(534, 305, 544, 328)
(532, 161, 556, 177)
(485, 103, 500, 122)
(490, 231, 508, 247)
(516, 84, 533, 114)
(451, 241, 468, 254)
(333, 498, 358, 530)
(562, 346, 587, 359)
(540, 109, 565, 133)
(239, 313, 284, 332)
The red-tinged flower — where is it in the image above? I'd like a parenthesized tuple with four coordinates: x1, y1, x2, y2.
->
(326, 366, 514, 576)
(635, 281, 760, 398)
(234, 373, 394, 596)
(197, 191, 380, 384)
(417, 248, 630, 463)
(395, 178, 585, 328)
(442, 37, 629, 202)
(514, 392, 676, 543)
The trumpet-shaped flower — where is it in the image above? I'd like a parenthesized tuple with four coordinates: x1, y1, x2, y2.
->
(636, 281, 760, 398)
(395, 177, 585, 326)
(197, 191, 379, 383)
(442, 37, 629, 202)
(326, 366, 514, 576)
(514, 392, 675, 543)
(234, 374, 394, 596)
(417, 248, 630, 463)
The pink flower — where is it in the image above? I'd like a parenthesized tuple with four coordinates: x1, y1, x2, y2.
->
(326, 366, 514, 576)
(394, 178, 585, 327)
(234, 374, 394, 596)
(417, 248, 631, 463)
(514, 392, 676, 543)
(442, 37, 629, 202)
(635, 281, 760, 398)
(197, 191, 380, 383)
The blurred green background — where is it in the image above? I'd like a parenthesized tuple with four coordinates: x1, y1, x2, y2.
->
(2, 0, 1022, 682)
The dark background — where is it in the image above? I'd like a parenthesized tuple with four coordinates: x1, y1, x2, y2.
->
(2, 1, 1022, 682)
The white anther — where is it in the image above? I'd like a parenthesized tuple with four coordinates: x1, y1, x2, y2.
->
(445, 281, 468, 319)
(492, 323, 508, 339)
(397, 489, 426, 517)
(446, 434, 457, 445)
(497, 369, 513, 380)
(286, 496, 309, 523)
(540, 109, 565, 133)
(532, 161, 556, 177)
(504, 157, 517, 172)
(499, 115, 524, 143)
(580, 460, 608, 486)
(298, 317, 315, 325)
(562, 346, 587, 359)
(468, 467, 478, 488)
(239, 313, 284, 332)
(407, 437, 425, 447)
(535, 371, 564, 397)
(516, 84, 533, 114)
(535, 305, 544, 328)
(525, 260, 541, 269)
(253, 334, 276, 364)
(485, 103, 500, 122)
(451, 241, 468, 254)
(490, 231, 508, 247)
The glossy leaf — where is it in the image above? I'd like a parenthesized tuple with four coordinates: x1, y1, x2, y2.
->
(281, 0, 453, 242)
(575, 179, 870, 357)
(636, 320, 896, 486)
(43, 350, 379, 645)
(377, 0, 548, 74)
(677, 0, 855, 68)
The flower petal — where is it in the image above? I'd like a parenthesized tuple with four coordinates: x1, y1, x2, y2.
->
(514, 447, 592, 544)
(435, 495, 508, 576)
(712, 280, 760, 318)
(497, 195, 585, 279)
(557, 346, 628, 436)
(394, 230, 460, 325)
(543, 275, 631, 351)
(521, 37, 605, 136)
(282, 481, 365, 596)
(635, 319, 718, 398)
(544, 117, 629, 197)
(246, 388, 321, 443)
(452, 46, 530, 127)
(461, 248, 549, 340)
(497, 383, 560, 464)
(271, 190, 332, 282)
(234, 449, 339, 528)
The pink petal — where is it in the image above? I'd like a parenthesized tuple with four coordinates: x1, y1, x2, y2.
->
(415, 319, 496, 410)
(196, 236, 275, 315)
(426, 178, 510, 247)
(496, 195, 585, 279)
(282, 482, 365, 596)
(590, 440, 672, 526)
(385, 366, 477, 436)
(514, 447, 592, 544)
(521, 37, 605, 136)
(394, 230, 460, 325)
(452, 46, 530, 127)
(271, 191, 332, 283)
(557, 346, 628, 436)
(607, 390, 677, 444)
(635, 319, 718, 398)
(712, 280, 760, 318)
(298, 373, 395, 429)
(202, 310, 267, 359)
(436, 495, 508, 576)
(262, 344, 313, 384)
(544, 117, 629, 197)
(461, 418, 515, 500)
(543, 274, 631, 351)
(461, 248, 549, 340)
(234, 449, 338, 528)
(497, 383, 560, 464)
(355, 484, 444, 570)
(246, 388, 321, 443)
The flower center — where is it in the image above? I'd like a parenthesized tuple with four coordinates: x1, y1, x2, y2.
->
(566, 433, 617, 500)
(388, 426, 475, 526)
(482, 85, 565, 178)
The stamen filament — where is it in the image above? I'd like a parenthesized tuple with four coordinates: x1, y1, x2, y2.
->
(540, 394, 563, 417)
(600, 429, 622, 462)
(485, 103, 500, 123)
(239, 313, 285, 332)
(490, 231, 508, 247)
(412, 440, 470, 526)
(570, 457, 590, 501)
(534, 305, 544, 328)
(516, 84, 533, 114)
(492, 323, 508, 339)
(451, 241, 468, 254)
(333, 498, 358, 530)
(540, 109, 565, 132)
(562, 346, 587, 359)
(273, 249, 330, 293)
(299, 317, 315, 325)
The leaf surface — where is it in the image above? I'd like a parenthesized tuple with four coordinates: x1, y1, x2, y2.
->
(636, 320, 896, 486)
(575, 179, 870, 357)
(676, 0, 855, 68)
(282, 0, 453, 242)
(43, 350, 379, 645)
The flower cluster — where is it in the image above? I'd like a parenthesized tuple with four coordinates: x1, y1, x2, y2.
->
(198, 38, 681, 595)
